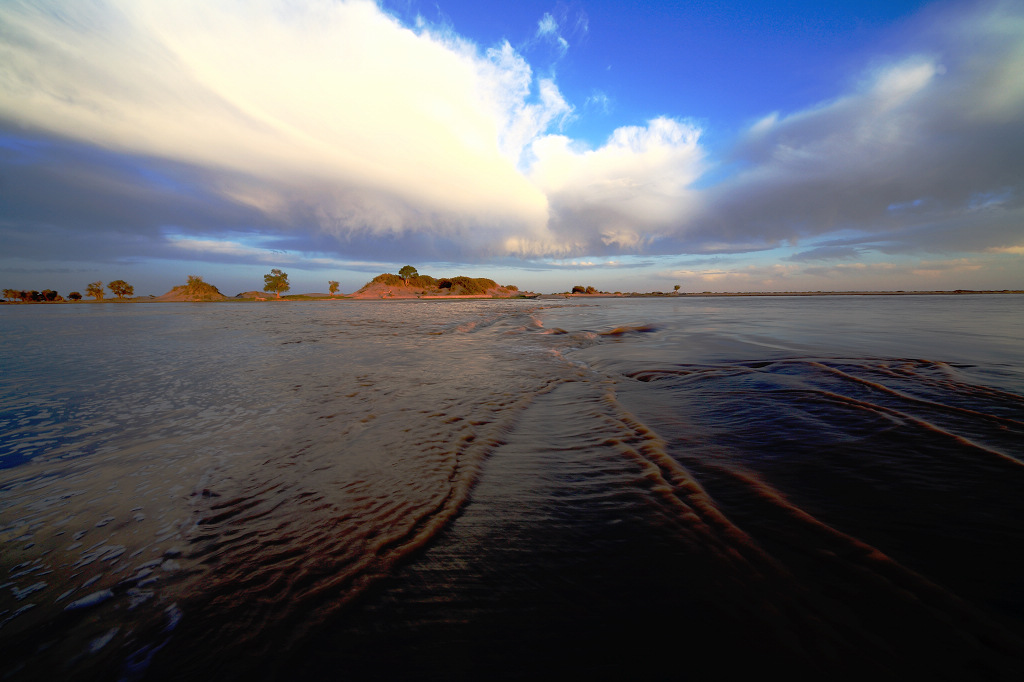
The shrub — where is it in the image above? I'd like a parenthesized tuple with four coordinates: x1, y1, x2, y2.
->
(440, 276, 496, 295)
(409, 274, 437, 289)
(368, 273, 405, 287)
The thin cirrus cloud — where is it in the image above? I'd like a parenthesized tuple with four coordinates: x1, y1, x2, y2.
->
(0, 0, 1022, 275)
(535, 13, 569, 56)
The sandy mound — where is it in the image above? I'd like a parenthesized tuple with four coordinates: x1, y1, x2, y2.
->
(153, 283, 229, 302)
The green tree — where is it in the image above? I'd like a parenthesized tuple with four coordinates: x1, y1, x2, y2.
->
(328, 280, 339, 296)
(68, 291, 82, 301)
(86, 281, 105, 301)
(398, 265, 418, 284)
(108, 279, 134, 299)
(263, 268, 290, 298)
(674, 284, 681, 293)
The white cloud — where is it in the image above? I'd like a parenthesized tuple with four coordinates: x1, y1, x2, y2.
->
(168, 236, 285, 262)
(585, 91, 612, 114)
(536, 12, 569, 56)
(537, 13, 558, 37)
(529, 117, 705, 251)
(1, 0, 1022, 277)
(988, 245, 1024, 255)
(477, 42, 573, 165)
(0, 0, 566, 249)
(1, 0, 710, 261)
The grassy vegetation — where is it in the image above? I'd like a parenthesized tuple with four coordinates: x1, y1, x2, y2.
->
(168, 276, 227, 301)
(360, 272, 505, 296)
(438, 276, 496, 295)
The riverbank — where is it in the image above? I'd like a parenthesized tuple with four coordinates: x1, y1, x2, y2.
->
(3, 289, 1021, 304)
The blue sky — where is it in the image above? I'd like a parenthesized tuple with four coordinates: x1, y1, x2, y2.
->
(1, 0, 1022, 295)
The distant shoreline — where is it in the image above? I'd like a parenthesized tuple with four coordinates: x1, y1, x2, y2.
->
(542, 289, 1024, 299)
(639, 289, 1023, 297)
(2, 289, 1022, 304)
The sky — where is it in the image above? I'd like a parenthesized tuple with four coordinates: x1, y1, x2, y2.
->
(1, 0, 1022, 296)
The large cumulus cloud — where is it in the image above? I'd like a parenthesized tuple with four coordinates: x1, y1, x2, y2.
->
(1, 0, 1022, 272)
(0, 0, 565, 260)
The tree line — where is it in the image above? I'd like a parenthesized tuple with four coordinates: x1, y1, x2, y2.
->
(2, 280, 134, 303)
(3, 267, 477, 303)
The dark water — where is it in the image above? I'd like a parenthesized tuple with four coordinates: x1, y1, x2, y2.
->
(1, 296, 1022, 680)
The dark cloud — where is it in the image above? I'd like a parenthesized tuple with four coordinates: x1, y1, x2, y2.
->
(0, 129, 275, 262)
(0, 128, 515, 267)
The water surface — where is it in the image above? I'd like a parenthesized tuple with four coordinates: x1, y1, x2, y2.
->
(2, 296, 1022, 680)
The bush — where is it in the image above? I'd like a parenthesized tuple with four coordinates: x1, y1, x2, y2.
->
(409, 274, 437, 289)
(368, 273, 405, 287)
(439, 276, 496, 295)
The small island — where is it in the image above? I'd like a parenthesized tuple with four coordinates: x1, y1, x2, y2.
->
(152, 276, 229, 302)
(350, 267, 529, 299)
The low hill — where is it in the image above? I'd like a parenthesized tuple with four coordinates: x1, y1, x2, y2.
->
(353, 273, 526, 299)
(153, 277, 228, 302)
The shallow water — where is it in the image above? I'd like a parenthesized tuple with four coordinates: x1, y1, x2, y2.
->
(1, 296, 1023, 680)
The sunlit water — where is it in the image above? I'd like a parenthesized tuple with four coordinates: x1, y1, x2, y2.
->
(1, 296, 1022, 680)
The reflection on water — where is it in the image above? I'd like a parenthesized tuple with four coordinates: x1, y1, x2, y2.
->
(1, 296, 1023, 680)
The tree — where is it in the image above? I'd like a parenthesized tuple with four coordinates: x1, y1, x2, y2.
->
(2, 289, 19, 301)
(674, 284, 681, 293)
(572, 285, 585, 294)
(398, 265, 418, 284)
(263, 268, 290, 298)
(86, 281, 105, 301)
(328, 280, 339, 297)
(68, 291, 82, 301)
(108, 279, 134, 299)
(41, 289, 60, 301)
